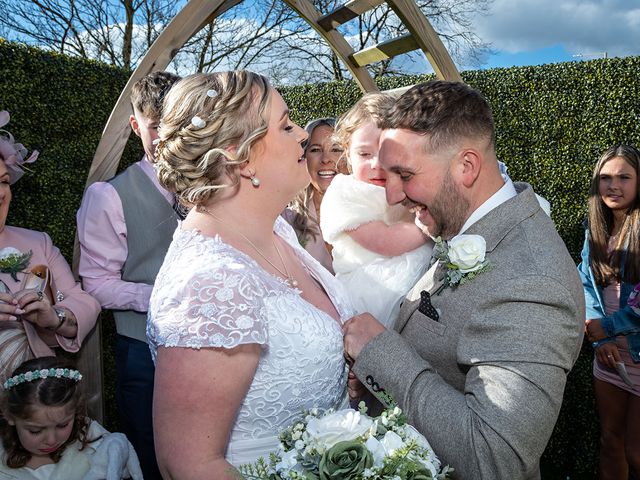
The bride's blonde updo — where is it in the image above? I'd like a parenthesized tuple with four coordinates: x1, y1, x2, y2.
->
(155, 70, 271, 206)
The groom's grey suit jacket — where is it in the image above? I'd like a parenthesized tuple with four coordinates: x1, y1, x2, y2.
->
(353, 183, 585, 480)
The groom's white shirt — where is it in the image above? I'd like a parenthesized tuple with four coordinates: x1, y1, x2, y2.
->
(458, 177, 517, 235)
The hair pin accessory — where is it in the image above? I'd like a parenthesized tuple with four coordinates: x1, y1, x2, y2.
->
(3, 368, 82, 390)
(152, 138, 161, 145)
(206, 89, 218, 98)
(191, 116, 206, 129)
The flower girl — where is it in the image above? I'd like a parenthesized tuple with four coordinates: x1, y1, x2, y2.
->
(0, 357, 142, 479)
(320, 94, 433, 327)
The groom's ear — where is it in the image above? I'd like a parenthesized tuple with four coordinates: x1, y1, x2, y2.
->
(458, 149, 481, 188)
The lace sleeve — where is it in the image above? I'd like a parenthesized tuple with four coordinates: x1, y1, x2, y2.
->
(148, 256, 270, 352)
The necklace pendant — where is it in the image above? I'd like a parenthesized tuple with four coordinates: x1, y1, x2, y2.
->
(290, 279, 299, 288)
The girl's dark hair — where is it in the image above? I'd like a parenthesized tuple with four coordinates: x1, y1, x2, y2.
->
(588, 144, 640, 285)
(0, 356, 91, 468)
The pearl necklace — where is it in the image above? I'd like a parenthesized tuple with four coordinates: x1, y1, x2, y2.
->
(199, 207, 299, 289)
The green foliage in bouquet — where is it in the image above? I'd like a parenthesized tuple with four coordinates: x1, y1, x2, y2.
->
(238, 404, 452, 480)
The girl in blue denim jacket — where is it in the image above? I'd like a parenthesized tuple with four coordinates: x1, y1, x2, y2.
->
(577, 144, 640, 480)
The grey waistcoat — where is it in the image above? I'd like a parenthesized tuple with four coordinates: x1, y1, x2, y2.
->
(109, 163, 178, 342)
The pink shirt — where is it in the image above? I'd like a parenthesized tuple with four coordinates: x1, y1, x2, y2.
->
(76, 158, 174, 312)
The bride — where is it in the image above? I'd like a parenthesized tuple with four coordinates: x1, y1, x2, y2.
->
(147, 71, 352, 479)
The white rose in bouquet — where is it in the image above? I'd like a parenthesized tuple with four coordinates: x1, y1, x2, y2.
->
(274, 447, 299, 473)
(305, 409, 373, 449)
(365, 430, 405, 468)
(447, 234, 486, 273)
(403, 425, 441, 478)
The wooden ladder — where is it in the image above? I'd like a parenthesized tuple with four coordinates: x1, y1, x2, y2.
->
(73, 0, 461, 422)
(290, 0, 462, 92)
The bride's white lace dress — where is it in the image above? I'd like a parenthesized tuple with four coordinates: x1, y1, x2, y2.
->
(147, 217, 352, 466)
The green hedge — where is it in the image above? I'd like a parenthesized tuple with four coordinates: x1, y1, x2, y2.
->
(0, 39, 142, 436)
(3, 37, 640, 479)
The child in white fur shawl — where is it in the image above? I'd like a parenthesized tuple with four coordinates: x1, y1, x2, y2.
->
(320, 94, 433, 327)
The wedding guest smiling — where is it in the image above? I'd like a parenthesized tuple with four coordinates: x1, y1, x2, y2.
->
(285, 118, 346, 271)
(579, 145, 640, 480)
(0, 111, 99, 381)
(148, 71, 352, 479)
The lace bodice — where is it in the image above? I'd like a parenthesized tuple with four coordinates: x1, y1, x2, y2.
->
(148, 217, 352, 453)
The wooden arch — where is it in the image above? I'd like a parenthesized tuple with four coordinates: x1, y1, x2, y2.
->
(75, 0, 461, 420)
(85, 0, 460, 187)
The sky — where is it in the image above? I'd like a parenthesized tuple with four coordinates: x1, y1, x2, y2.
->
(2, 0, 638, 81)
(475, 0, 640, 70)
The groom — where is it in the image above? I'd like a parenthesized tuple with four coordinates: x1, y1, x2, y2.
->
(343, 80, 585, 479)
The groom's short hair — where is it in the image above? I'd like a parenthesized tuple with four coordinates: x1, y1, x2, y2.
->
(380, 80, 495, 153)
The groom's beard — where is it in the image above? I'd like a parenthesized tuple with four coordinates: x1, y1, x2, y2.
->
(429, 169, 469, 239)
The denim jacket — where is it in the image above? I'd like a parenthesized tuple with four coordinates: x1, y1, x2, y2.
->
(577, 230, 640, 363)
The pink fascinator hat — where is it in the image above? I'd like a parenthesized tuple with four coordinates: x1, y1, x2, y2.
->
(0, 111, 39, 184)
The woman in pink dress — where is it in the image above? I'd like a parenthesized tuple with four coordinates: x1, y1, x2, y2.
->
(0, 111, 100, 380)
(578, 144, 640, 479)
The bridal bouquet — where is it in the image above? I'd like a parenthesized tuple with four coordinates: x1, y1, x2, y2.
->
(238, 404, 453, 479)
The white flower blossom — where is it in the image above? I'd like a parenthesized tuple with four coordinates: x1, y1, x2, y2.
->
(447, 234, 487, 273)
(275, 448, 298, 472)
(0, 247, 21, 259)
(305, 409, 373, 449)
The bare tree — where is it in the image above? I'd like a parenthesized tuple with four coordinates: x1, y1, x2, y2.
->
(0, 0, 177, 69)
(1, 0, 492, 83)
(177, 0, 492, 84)
(172, 0, 312, 85)
(273, 0, 493, 82)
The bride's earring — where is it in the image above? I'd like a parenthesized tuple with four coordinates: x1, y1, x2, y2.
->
(250, 171, 261, 188)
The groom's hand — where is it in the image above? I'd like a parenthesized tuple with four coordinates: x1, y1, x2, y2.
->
(342, 313, 386, 361)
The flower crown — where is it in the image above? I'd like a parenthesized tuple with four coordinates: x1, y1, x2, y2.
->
(0, 110, 39, 185)
(3, 368, 82, 390)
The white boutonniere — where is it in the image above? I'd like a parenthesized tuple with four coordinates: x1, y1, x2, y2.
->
(0, 247, 32, 282)
(432, 234, 491, 294)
